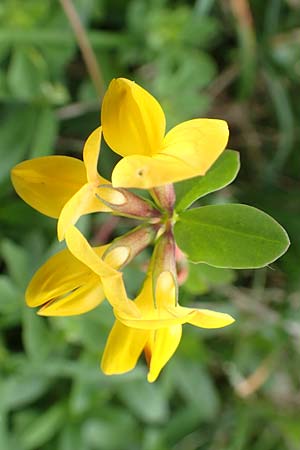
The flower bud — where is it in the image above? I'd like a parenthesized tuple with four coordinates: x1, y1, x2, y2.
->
(96, 185, 160, 220)
(151, 184, 175, 212)
(151, 230, 178, 306)
(103, 225, 157, 268)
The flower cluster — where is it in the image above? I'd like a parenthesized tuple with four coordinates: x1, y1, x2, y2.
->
(11, 78, 234, 382)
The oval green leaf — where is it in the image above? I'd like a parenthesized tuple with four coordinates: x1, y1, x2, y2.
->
(175, 150, 240, 212)
(174, 204, 290, 268)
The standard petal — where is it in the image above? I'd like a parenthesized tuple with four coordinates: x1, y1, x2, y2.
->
(111, 153, 205, 189)
(26, 245, 108, 307)
(101, 320, 148, 375)
(38, 279, 104, 316)
(147, 325, 182, 383)
(11, 156, 87, 218)
(57, 183, 110, 241)
(111, 119, 229, 189)
(161, 119, 229, 175)
(101, 78, 166, 157)
(187, 309, 235, 329)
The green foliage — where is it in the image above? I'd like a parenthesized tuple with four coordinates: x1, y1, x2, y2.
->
(175, 204, 290, 268)
(175, 150, 240, 212)
(1, 0, 300, 449)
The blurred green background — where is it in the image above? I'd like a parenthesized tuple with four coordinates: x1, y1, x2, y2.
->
(1, 0, 300, 449)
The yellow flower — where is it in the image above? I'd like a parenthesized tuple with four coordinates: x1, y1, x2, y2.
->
(102, 78, 229, 189)
(65, 226, 234, 381)
(101, 270, 234, 382)
(11, 127, 124, 241)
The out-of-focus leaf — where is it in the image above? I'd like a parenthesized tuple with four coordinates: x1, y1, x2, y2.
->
(20, 403, 66, 450)
(82, 410, 137, 450)
(7, 48, 47, 100)
(0, 107, 36, 184)
(263, 68, 294, 182)
(163, 405, 205, 445)
(118, 379, 169, 424)
(0, 410, 10, 450)
(0, 374, 50, 410)
(58, 424, 84, 450)
(22, 308, 52, 361)
(0, 275, 22, 326)
(30, 108, 58, 157)
(0, 239, 30, 288)
(184, 263, 236, 295)
(172, 359, 220, 420)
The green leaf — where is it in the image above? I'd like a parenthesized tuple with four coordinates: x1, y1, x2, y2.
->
(175, 150, 240, 211)
(1, 374, 50, 410)
(22, 308, 52, 362)
(20, 403, 66, 450)
(0, 106, 36, 185)
(30, 108, 58, 157)
(172, 359, 220, 420)
(117, 380, 169, 424)
(82, 410, 137, 450)
(7, 48, 47, 100)
(174, 204, 290, 268)
(0, 239, 30, 289)
(0, 275, 22, 326)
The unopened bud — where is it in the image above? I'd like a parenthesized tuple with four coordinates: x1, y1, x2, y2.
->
(103, 246, 130, 268)
(151, 184, 175, 212)
(97, 186, 127, 205)
(151, 230, 178, 306)
(152, 230, 176, 277)
(103, 225, 157, 269)
(96, 185, 160, 220)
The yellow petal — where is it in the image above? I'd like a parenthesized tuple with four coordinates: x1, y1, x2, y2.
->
(65, 226, 141, 317)
(116, 303, 234, 330)
(111, 119, 229, 189)
(83, 126, 108, 185)
(101, 320, 148, 375)
(147, 325, 182, 383)
(38, 279, 104, 316)
(11, 156, 86, 218)
(26, 248, 93, 307)
(187, 309, 235, 329)
(26, 245, 108, 307)
(57, 183, 109, 241)
(101, 78, 166, 157)
(103, 246, 130, 268)
(65, 226, 117, 278)
(101, 272, 141, 317)
(115, 268, 234, 330)
(155, 271, 176, 309)
(162, 118, 229, 174)
(115, 305, 185, 328)
(111, 153, 210, 189)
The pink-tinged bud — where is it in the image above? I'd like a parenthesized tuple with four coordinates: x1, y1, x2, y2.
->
(103, 225, 157, 268)
(175, 245, 188, 285)
(96, 185, 160, 220)
(151, 230, 178, 305)
(151, 184, 175, 212)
